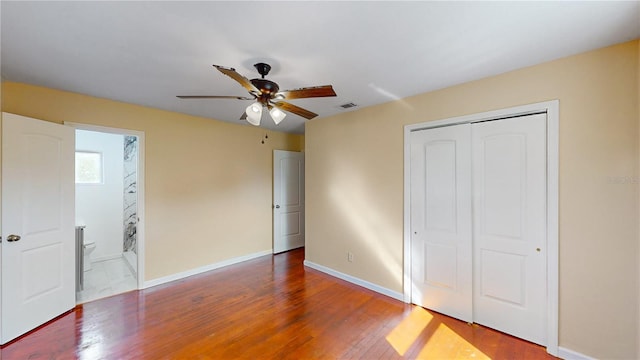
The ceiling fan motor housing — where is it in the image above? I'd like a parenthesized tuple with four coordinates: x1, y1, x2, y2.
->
(251, 78, 279, 104)
(251, 63, 279, 105)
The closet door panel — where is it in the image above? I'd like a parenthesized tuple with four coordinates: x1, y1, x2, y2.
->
(410, 124, 472, 322)
(472, 113, 547, 345)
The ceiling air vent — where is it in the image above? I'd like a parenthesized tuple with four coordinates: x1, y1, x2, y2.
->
(339, 102, 358, 109)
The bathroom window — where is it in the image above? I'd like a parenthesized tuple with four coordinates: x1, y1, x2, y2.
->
(75, 151, 103, 184)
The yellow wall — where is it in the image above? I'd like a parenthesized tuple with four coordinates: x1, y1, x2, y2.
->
(1, 83, 304, 281)
(637, 40, 640, 360)
(305, 40, 639, 359)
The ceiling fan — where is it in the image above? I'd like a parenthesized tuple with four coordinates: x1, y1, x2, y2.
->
(177, 63, 337, 126)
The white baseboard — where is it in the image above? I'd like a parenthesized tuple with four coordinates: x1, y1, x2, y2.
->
(143, 250, 272, 289)
(558, 346, 596, 360)
(303, 260, 404, 301)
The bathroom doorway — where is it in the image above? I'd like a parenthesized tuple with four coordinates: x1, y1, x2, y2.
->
(71, 123, 145, 303)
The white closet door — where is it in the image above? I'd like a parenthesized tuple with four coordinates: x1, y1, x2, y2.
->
(472, 113, 547, 345)
(410, 124, 472, 322)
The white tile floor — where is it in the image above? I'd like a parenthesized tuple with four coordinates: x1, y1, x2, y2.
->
(77, 257, 137, 304)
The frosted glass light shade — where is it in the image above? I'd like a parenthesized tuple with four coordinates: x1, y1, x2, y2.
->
(269, 107, 287, 125)
(245, 102, 262, 126)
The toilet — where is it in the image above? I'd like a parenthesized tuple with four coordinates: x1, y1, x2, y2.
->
(83, 239, 96, 271)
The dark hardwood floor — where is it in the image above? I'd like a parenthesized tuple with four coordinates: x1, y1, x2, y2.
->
(1, 248, 557, 359)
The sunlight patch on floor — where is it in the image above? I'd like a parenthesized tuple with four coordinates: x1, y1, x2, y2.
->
(386, 307, 490, 359)
(386, 306, 433, 355)
(417, 323, 490, 359)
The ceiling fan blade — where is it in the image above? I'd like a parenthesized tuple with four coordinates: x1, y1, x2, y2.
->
(274, 101, 318, 120)
(277, 85, 336, 100)
(176, 95, 254, 100)
(213, 65, 259, 93)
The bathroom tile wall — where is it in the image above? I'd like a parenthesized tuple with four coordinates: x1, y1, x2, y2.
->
(123, 136, 137, 253)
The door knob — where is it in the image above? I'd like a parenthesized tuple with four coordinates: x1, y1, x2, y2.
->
(7, 234, 21, 242)
(275, 205, 280, 209)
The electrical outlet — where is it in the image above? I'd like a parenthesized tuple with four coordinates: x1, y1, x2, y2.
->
(347, 252, 354, 262)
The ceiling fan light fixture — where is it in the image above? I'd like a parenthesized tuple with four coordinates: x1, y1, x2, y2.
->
(245, 102, 262, 126)
(269, 107, 286, 125)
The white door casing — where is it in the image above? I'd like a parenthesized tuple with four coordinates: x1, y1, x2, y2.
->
(66, 122, 145, 290)
(410, 124, 473, 322)
(1, 113, 75, 344)
(273, 150, 305, 254)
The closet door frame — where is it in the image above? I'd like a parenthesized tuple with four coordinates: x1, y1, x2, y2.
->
(402, 100, 559, 356)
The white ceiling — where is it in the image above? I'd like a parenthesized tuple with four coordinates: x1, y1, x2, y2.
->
(2, 1, 639, 134)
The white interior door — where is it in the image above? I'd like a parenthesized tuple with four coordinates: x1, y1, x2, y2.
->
(273, 150, 305, 254)
(1, 112, 75, 344)
(410, 124, 473, 322)
(472, 113, 547, 345)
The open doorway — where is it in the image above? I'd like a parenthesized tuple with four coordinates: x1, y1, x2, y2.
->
(71, 124, 145, 303)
